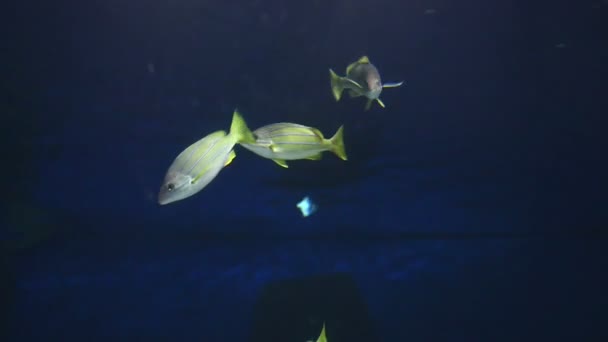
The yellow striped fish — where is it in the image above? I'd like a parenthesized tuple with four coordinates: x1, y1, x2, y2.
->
(239, 122, 347, 168)
(157, 109, 255, 205)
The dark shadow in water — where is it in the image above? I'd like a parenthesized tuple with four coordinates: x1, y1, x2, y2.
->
(257, 158, 378, 191)
(248, 273, 377, 342)
(0, 252, 16, 342)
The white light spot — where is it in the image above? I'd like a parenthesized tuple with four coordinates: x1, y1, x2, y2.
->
(296, 196, 317, 217)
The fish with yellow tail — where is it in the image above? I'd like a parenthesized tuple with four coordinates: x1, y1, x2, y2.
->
(239, 123, 347, 168)
(329, 55, 404, 110)
(157, 109, 255, 205)
(306, 322, 328, 342)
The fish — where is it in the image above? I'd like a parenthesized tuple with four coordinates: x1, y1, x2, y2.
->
(157, 109, 255, 205)
(239, 122, 347, 168)
(329, 55, 404, 110)
(306, 322, 327, 342)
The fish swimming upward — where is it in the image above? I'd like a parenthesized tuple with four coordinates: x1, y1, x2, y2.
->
(157, 109, 255, 205)
(329, 55, 404, 110)
(239, 122, 347, 168)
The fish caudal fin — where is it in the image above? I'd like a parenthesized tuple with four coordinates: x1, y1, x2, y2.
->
(229, 109, 256, 144)
(329, 125, 347, 161)
(329, 69, 344, 101)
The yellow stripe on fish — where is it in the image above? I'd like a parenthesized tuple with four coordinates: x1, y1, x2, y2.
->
(239, 122, 347, 168)
(157, 109, 254, 205)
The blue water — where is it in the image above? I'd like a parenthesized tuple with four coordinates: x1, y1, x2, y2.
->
(2, 0, 607, 341)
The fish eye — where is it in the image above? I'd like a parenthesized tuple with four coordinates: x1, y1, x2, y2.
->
(167, 183, 175, 191)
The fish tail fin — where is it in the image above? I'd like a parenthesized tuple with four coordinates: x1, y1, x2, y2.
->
(229, 109, 256, 144)
(329, 125, 347, 161)
(329, 69, 344, 101)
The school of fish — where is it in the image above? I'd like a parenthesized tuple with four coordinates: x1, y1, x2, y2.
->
(158, 56, 403, 205)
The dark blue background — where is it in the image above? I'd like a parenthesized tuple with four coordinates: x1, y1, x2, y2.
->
(2, 0, 607, 341)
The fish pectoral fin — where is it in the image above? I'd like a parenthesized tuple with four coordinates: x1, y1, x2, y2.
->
(268, 144, 279, 153)
(364, 99, 373, 111)
(383, 81, 404, 88)
(376, 98, 386, 108)
(347, 89, 363, 98)
(256, 141, 274, 152)
(343, 77, 364, 89)
(306, 153, 323, 161)
(272, 159, 289, 168)
(224, 150, 236, 167)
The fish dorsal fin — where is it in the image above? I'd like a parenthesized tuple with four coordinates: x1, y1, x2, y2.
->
(357, 55, 370, 64)
(346, 55, 369, 74)
(310, 127, 325, 139)
(347, 55, 370, 74)
(346, 62, 356, 75)
(317, 322, 327, 342)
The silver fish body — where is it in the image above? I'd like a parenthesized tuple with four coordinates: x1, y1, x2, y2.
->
(344, 61, 383, 99)
(329, 56, 403, 110)
(157, 110, 254, 205)
(158, 131, 236, 205)
(240, 122, 347, 168)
